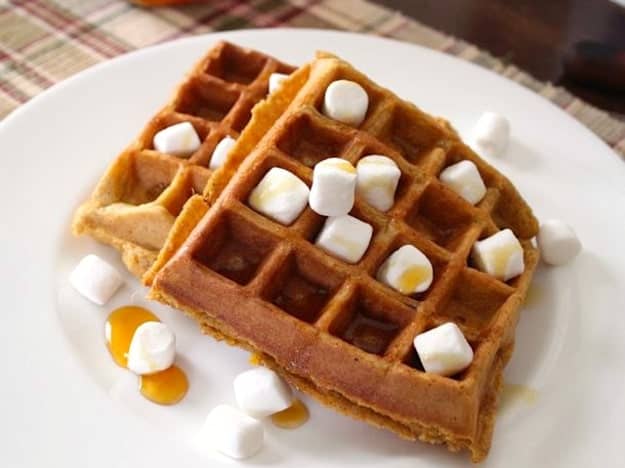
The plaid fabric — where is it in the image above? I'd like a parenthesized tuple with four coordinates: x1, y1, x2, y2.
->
(1, 0, 624, 157)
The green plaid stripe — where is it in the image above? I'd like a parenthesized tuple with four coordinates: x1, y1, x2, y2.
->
(1, 0, 623, 157)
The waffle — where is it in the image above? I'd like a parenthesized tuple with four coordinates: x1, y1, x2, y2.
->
(150, 52, 539, 461)
(72, 41, 295, 277)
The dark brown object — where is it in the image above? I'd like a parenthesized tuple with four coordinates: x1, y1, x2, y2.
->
(375, 0, 625, 115)
(563, 40, 625, 91)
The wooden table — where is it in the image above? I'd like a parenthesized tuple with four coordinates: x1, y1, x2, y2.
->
(375, 0, 625, 117)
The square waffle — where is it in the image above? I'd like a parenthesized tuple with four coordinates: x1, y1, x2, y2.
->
(72, 41, 295, 277)
(149, 52, 539, 461)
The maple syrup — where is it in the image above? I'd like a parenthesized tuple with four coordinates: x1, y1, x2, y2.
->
(249, 353, 262, 366)
(106, 306, 159, 367)
(271, 399, 309, 429)
(491, 243, 519, 279)
(273, 274, 329, 323)
(397, 265, 431, 294)
(249, 177, 300, 209)
(105, 305, 188, 405)
(342, 311, 399, 356)
(207, 238, 262, 285)
(523, 284, 542, 308)
(140, 365, 189, 405)
(501, 383, 538, 408)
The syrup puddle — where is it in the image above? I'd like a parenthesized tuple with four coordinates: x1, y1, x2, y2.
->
(272, 399, 309, 429)
(249, 353, 310, 429)
(523, 284, 542, 308)
(105, 305, 188, 405)
(500, 383, 539, 410)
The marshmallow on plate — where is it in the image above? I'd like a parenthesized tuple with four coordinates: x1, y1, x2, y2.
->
(414, 322, 474, 376)
(356, 155, 401, 212)
(268, 72, 289, 94)
(209, 135, 236, 170)
(316, 214, 373, 264)
(471, 111, 510, 158)
(69, 254, 123, 305)
(309, 158, 357, 216)
(537, 219, 581, 266)
(377, 245, 433, 295)
(199, 404, 264, 459)
(322, 80, 369, 126)
(126, 321, 176, 375)
(439, 160, 486, 205)
(234, 367, 293, 418)
(471, 229, 524, 281)
(248, 167, 310, 225)
(153, 121, 201, 157)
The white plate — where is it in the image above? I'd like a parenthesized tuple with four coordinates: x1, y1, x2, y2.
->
(1, 29, 624, 468)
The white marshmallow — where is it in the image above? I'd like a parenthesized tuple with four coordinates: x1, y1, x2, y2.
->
(126, 321, 176, 375)
(537, 219, 581, 266)
(234, 367, 293, 418)
(471, 111, 510, 158)
(356, 155, 401, 212)
(268, 72, 289, 94)
(209, 135, 236, 170)
(414, 322, 474, 376)
(377, 245, 433, 295)
(309, 158, 357, 216)
(199, 404, 264, 459)
(439, 160, 486, 205)
(248, 167, 309, 225)
(322, 80, 369, 126)
(471, 229, 524, 281)
(153, 121, 201, 157)
(69, 254, 123, 306)
(316, 214, 373, 264)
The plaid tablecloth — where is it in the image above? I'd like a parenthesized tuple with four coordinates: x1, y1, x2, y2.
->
(1, 0, 624, 157)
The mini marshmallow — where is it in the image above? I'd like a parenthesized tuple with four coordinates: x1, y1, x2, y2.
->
(439, 160, 486, 205)
(69, 254, 123, 305)
(248, 167, 309, 225)
(356, 155, 401, 212)
(414, 322, 474, 376)
(316, 214, 373, 264)
(153, 121, 201, 157)
(537, 219, 581, 266)
(199, 404, 264, 459)
(309, 158, 357, 216)
(322, 80, 369, 126)
(126, 321, 176, 375)
(377, 245, 433, 295)
(234, 367, 293, 418)
(472, 229, 524, 281)
(209, 135, 236, 170)
(471, 111, 510, 158)
(268, 72, 289, 94)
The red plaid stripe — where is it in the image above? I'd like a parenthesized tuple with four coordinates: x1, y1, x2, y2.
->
(0, 0, 623, 159)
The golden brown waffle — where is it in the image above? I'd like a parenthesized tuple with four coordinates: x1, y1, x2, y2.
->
(150, 52, 539, 461)
(72, 41, 294, 277)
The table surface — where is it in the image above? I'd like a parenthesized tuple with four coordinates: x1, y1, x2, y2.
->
(375, 0, 625, 117)
(1, 0, 623, 157)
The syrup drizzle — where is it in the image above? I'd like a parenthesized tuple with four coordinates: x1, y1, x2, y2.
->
(140, 365, 189, 405)
(271, 399, 309, 429)
(105, 305, 188, 405)
(248, 354, 310, 430)
(500, 383, 539, 408)
(249, 353, 262, 366)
